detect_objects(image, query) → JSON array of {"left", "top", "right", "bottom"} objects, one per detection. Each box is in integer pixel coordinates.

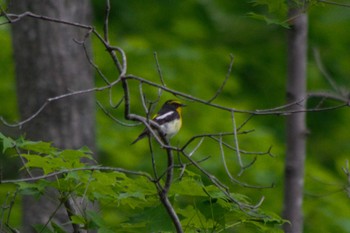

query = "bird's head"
[{"left": 163, "top": 99, "right": 186, "bottom": 114}]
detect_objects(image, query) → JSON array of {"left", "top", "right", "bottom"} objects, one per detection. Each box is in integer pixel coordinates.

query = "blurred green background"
[{"left": 1, "top": 0, "right": 350, "bottom": 232}]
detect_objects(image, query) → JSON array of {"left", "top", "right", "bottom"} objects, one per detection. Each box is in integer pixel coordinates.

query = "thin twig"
[
  {"left": 217, "top": 136, "right": 272, "bottom": 189},
  {"left": 219, "top": 135, "right": 236, "bottom": 182},
  {"left": 97, "top": 100, "right": 138, "bottom": 127},
  {"left": 236, "top": 114, "right": 254, "bottom": 132},
  {"left": 210, "top": 136, "right": 274, "bottom": 157},
  {"left": 139, "top": 82, "right": 149, "bottom": 114},
  {"left": 15, "top": 146, "right": 33, "bottom": 178},
  {"left": 317, "top": 0, "right": 350, "bottom": 7},
  {"left": 103, "top": 0, "right": 111, "bottom": 43},
  {"left": 231, "top": 111, "right": 243, "bottom": 175},
  {"left": 6, "top": 12, "right": 92, "bottom": 29},
  {"left": 207, "top": 54, "right": 234, "bottom": 103},
  {"left": 180, "top": 130, "right": 254, "bottom": 151},
  {"left": 154, "top": 52, "right": 166, "bottom": 87},
  {"left": 39, "top": 198, "right": 66, "bottom": 233},
  {"left": 1, "top": 82, "right": 121, "bottom": 128},
  {"left": 149, "top": 137, "right": 159, "bottom": 181},
  {"left": 125, "top": 74, "right": 349, "bottom": 115},
  {"left": 81, "top": 42, "right": 110, "bottom": 85},
  {"left": 313, "top": 48, "right": 342, "bottom": 94}
]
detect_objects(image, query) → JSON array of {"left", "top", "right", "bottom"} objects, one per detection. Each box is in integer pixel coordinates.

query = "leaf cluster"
[{"left": 0, "top": 133, "right": 284, "bottom": 232}]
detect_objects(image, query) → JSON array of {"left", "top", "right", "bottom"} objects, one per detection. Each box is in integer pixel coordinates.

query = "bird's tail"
[{"left": 131, "top": 131, "right": 148, "bottom": 145}]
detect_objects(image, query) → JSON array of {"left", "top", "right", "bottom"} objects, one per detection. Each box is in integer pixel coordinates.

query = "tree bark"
[
  {"left": 10, "top": 1, "right": 95, "bottom": 232},
  {"left": 283, "top": 5, "right": 308, "bottom": 233}
]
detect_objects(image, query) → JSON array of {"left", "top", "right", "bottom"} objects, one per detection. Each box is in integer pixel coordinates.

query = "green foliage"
[
  {"left": 0, "top": 134, "right": 284, "bottom": 232},
  {"left": 0, "top": 132, "right": 16, "bottom": 153},
  {"left": 248, "top": 0, "right": 289, "bottom": 28}
]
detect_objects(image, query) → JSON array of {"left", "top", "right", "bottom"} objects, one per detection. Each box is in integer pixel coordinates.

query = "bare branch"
[
  {"left": 6, "top": 12, "right": 92, "bottom": 29},
  {"left": 1, "top": 62, "right": 348, "bottom": 129},
  {"left": 1, "top": 166, "right": 154, "bottom": 184},
  {"left": 152, "top": 135, "right": 183, "bottom": 232},
  {"left": 1, "top": 82, "right": 120, "bottom": 128},
  {"left": 255, "top": 97, "right": 306, "bottom": 113},
  {"left": 125, "top": 74, "right": 349, "bottom": 116}
]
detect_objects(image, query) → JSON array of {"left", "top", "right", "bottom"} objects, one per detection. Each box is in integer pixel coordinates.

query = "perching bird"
[{"left": 131, "top": 100, "right": 185, "bottom": 144}]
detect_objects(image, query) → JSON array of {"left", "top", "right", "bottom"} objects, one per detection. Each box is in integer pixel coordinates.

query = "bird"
[{"left": 131, "top": 99, "right": 186, "bottom": 144}]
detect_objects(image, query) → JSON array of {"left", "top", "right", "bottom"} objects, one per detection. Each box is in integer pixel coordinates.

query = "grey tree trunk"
[
  {"left": 10, "top": 1, "right": 95, "bottom": 232},
  {"left": 283, "top": 5, "right": 308, "bottom": 233}
]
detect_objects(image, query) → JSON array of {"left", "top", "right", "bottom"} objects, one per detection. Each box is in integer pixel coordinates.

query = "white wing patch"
[{"left": 155, "top": 111, "right": 175, "bottom": 120}]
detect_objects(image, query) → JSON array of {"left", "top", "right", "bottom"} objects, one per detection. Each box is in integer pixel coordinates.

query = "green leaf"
[
  {"left": 177, "top": 205, "right": 216, "bottom": 230},
  {"left": 21, "top": 154, "right": 49, "bottom": 169},
  {"left": 17, "top": 181, "right": 48, "bottom": 197},
  {"left": 60, "top": 149, "right": 92, "bottom": 161},
  {"left": 71, "top": 215, "right": 86, "bottom": 225},
  {"left": 86, "top": 210, "right": 111, "bottom": 230},
  {"left": 170, "top": 176, "right": 205, "bottom": 197},
  {"left": 247, "top": 12, "right": 289, "bottom": 28},
  {"left": 0, "top": 132, "right": 16, "bottom": 153},
  {"left": 21, "top": 154, "right": 62, "bottom": 174},
  {"left": 122, "top": 204, "right": 173, "bottom": 232},
  {"left": 20, "top": 141, "right": 56, "bottom": 154},
  {"left": 78, "top": 146, "right": 93, "bottom": 154},
  {"left": 50, "top": 222, "right": 66, "bottom": 233}
]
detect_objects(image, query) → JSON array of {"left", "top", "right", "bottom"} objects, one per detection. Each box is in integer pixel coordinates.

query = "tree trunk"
[
  {"left": 10, "top": 1, "right": 95, "bottom": 232},
  {"left": 283, "top": 5, "right": 308, "bottom": 233}
]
